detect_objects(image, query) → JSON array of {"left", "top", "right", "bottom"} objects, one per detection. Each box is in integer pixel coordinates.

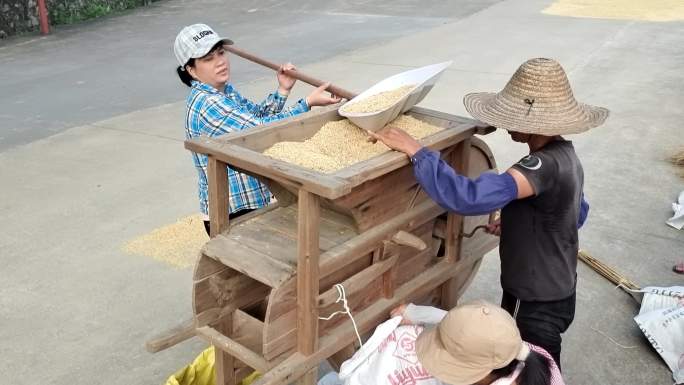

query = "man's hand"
[
  {"left": 277, "top": 63, "right": 297, "bottom": 95},
  {"left": 305, "top": 82, "right": 342, "bottom": 107},
  {"left": 485, "top": 219, "right": 501, "bottom": 236},
  {"left": 368, "top": 127, "right": 422, "bottom": 156}
]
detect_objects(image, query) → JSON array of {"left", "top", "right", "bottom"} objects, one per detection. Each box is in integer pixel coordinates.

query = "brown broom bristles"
[{"left": 578, "top": 250, "right": 640, "bottom": 291}]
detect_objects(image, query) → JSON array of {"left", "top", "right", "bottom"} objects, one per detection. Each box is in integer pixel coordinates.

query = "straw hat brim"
[
  {"left": 464, "top": 92, "right": 609, "bottom": 136},
  {"left": 415, "top": 326, "right": 492, "bottom": 385}
]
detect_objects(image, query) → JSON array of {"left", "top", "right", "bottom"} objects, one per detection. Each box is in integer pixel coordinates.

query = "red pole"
[{"left": 37, "top": 0, "right": 50, "bottom": 35}]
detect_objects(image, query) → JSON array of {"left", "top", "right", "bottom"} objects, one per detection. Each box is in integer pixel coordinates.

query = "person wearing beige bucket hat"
[
  {"left": 371, "top": 58, "right": 609, "bottom": 369},
  {"left": 385, "top": 301, "right": 564, "bottom": 385},
  {"left": 173, "top": 24, "right": 341, "bottom": 235}
]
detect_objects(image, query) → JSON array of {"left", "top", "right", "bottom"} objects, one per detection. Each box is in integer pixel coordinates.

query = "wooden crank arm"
[
  {"left": 390, "top": 230, "right": 427, "bottom": 250},
  {"left": 224, "top": 45, "right": 357, "bottom": 100},
  {"left": 196, "top": 325, "right": 272, "bottom": 373},
  {"left": 318, "top": 254, "right": 399, "bottom": 307}
]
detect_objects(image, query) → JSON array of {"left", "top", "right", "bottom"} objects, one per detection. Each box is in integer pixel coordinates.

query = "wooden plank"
[
  {"left": 194, "top": 254, "right": 230, "bottom": 281},
  {"left": 233, "top": 309, "right": 265, "bottom": 354},
  {"left": 441, "top": 138, "right": 471, "bottom": 309},
  {"left": 409, "top": 106, "right": 483, "bottom": 127},
  {"left": 250, "top": 205, "right": 354, "bottom": 253},
  {"left": 221, "top": 104, "right": 342, "bottom": 152},
  {"left": 197, "top": 325, "right": 271, "bottom": 373},
  {"left": 145, "top": 317, "right": 196, "bottom": 353},
  {"left": 214, "top": 316, "right": 236, "bottom": 385},
  {"left": 317, "top": 254, "right": 398, "bottom": 307},
  {"left": 193, "top": 270, "right": 271, "bottom": 316},
  {"left": 186, "top": 138, "right": 351, "bottom": 200},
  {"left": 203, "top": 235, "right": 295, "bottom": 288},
  {"left": 296, "top": 190, "right": 320, "bottom": 385},
  {"left": 207, "top": 156, "right": 230, "bottom": 237},
  {"left": 319, "top": 200, "right": 444, "bottom": 278}
]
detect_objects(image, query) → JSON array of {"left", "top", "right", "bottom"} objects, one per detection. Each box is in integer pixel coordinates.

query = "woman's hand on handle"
[
  {"left": 306, "top": 82, "right": 342, "bottom": 107},
  {"left": 277, "top": 62, "right": 297, "bottom": 95}
]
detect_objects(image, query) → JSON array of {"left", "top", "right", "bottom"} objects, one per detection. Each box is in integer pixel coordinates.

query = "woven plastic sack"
[
  {"left": 339, "top": 317, "right": 443, "bottom": 385},
  {"left": 165, "top": 346, "right": 216, "bottom": 385},
  {"left": 164, "top": 346, "right": 261, "bottom": 385},
  {"left": 633, "top": 286, "right": 684, "bottom": 384}
]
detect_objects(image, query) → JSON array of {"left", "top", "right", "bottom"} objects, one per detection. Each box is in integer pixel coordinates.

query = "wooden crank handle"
[
  {"left": 145, "top": 317, "right": 196, "bottom": 353},
  {"left": 460, "top": 225, "right": 487, "bottom": 239},
  {"left": 391, "top": 230, "right": 427, "bottom": 251},
  {"left": 223, "top": 45, "right": 358, "bottom": 100},
  {"left": 461, "top": 211, "right": 501, "bottom": 238}
]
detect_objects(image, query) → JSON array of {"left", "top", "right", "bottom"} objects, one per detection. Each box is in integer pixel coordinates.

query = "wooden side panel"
[
  {"left": 192, "top": 266, "right": 271, "bottom": 316},
  {"left": 261, "top": 221, "right": 436, "bottom": 360}
]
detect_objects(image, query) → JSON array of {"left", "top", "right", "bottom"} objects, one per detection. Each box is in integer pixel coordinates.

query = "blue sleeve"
[
  {"left": 411, "top": 147, "right": 518, "bottom": 215},
  {"left": 578, "top": 192, "right": 589, "bottom": 229},
  {"left": 200, "top": 97, "right": 309, "bottom": 137},
  {"left": 225, "top": 84, "right": 288, "bottom": 117}
]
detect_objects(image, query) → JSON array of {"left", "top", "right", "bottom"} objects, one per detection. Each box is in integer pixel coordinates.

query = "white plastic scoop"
[{"left": 338, "top": 61, "right": 452, "bottom": 132}]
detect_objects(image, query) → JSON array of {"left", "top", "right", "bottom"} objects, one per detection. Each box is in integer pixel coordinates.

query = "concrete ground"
[{"left": 1, "top": 1, "right": 682, "bottom": 384}]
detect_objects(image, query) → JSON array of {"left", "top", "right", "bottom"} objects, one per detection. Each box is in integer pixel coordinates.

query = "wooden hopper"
[{"left": 174, "top": 105, "right": 499, "bottom": 385}]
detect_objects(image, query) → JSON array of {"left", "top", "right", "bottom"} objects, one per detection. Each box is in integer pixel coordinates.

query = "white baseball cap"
[{"left": 174, "top": 23, "right": 233, "bottom": 67}]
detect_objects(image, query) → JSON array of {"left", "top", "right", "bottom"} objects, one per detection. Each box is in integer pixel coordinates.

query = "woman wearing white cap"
[
  {"left": 371, "top": 58, "right": 609, "bottom": 368},
  {"left": 392, "top": 301, "right": 564, "bottom": 385},
  {"left": 174, "top": 24, "right": 340, "bottom": 234}
]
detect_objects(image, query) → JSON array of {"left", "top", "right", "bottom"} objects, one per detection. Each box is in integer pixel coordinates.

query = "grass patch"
[{"left": 50, "top": 1, "right": 152, "bottom": 26}]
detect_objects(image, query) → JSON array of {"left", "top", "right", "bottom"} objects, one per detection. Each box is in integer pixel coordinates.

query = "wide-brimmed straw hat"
[
  {"left": 464, "top": 58, "right": 609, "bottom": 136},
  {"left": 415, "top": 301, "right": 528, "bottom": 385}
]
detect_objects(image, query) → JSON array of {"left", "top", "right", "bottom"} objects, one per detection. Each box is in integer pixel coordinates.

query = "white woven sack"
[
  {"left": 339, "top": 317, "right": 443, "bottom": 385},
  {"left": 633, "top": 286, "right": 684, "bottom": 384}
]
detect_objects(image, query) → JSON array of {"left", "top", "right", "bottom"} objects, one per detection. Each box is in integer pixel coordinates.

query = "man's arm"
[{"left": 411, "top": 148, "right": 520, "bottom": 215}]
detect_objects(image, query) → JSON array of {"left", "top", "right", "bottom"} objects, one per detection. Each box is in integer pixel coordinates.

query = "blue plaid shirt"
[{"left": 185, "top": 81, "right": 310, "bottom": 215}]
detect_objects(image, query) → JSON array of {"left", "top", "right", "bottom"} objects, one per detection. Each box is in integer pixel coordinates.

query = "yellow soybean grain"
[
  {"left": 263, "top": 115, "right": 442, "bottom": 173},
  {"left": 340, "top": 85, "right": 416, "bottom": 114}
]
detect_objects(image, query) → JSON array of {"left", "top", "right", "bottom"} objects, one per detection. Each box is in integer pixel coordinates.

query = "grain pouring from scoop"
[{"left": 340, "top": 85, "right": 416, "bottom": 114}]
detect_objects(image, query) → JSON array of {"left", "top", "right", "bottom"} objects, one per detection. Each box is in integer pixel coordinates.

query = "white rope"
[{"left": 318, "top": 284, "right": 363, "bottom": 347}]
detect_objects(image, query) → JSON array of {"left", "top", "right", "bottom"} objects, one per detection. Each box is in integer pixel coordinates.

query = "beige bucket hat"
[
  {"left": 415, "top": 301, "right": 527, "bottom": 385},
  {"left": 464, "top": 58, "right": 609, "bottom": 136}
]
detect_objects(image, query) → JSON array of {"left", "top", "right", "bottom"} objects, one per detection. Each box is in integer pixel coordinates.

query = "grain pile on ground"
[
  {"left": 123, "top": 214, "right": 208, "bottom": 268},
  {"left": 263, "top": 114, "right": 443, "bottom": 173},
  {"left": 340, "top": 85, "right": 416, "bottom": 114}
]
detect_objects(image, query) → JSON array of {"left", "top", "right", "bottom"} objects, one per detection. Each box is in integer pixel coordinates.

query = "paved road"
[{"left": 1, "top": 1, "right": 683, "bottom": 385}]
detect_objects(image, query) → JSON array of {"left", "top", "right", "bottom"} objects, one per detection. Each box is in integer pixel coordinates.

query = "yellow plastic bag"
[{"left": 164, "top": 346, "right": 261, "bottom": 385}]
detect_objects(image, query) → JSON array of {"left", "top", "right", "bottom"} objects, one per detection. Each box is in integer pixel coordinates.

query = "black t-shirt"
[{"left": 500, "top": 140, "right": 583, "bottom": 301}]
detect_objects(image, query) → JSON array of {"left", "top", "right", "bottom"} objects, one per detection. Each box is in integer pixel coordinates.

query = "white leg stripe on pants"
[{"left": 513, "top": 298, "right": 521, "bottom": 319}]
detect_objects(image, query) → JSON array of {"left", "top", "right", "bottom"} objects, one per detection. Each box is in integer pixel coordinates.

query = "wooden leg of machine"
[
  {"left": 214, "top": 315, "right": 236, "bottom": 385},
  {"left": 208, "top": 156, "right": 230, "bottom": 237},
  {"left": 297, "top": 190, "right": 320, "bottom": 385},
  {"left": 440, "top": 138, "right": 471, "bottom": 310}
]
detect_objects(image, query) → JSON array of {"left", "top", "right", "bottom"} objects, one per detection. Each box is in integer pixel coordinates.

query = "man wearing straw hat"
[{"left": 371, "top": 58, "right": 608, "bottom": 368}]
